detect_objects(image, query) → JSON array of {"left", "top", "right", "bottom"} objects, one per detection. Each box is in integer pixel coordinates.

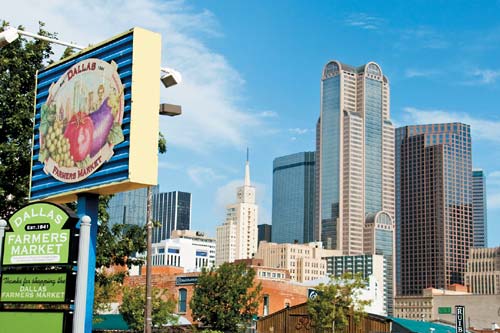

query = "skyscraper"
[
  {"left": 272, "top": 152, "right": 315, "bottom": 244},
  {"left": 316, "top": 60, "right": 394, "bottom": 254},
  {"left": 472, "top": 169, "right": 488, "bottom": 247},
  {"left": 258, "top": 224, "right": 272, "bottom": 243},
  {"left": 396, "top": 123, "right": 473, "bottom": 295},
  {"left": 152, "top": 191, "right": 192, "bottom": 243},
  {"left": 216, "top": 156, "right": 258, "bottom": 266},
  {"left": 107, "top": 186, "right": 154, "bottom": 227}
]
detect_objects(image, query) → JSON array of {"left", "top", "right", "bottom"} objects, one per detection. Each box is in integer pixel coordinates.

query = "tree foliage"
[
  {"left": 190, "top": 262, "right": 261, "bottom": 332},
  {"left": 0, "top": 21, "right": 55, "bottom": 218},
  {"left": 119, "top": 285, "right": 177, "bottom": 331},
  {"left": 307, "top": 272, "right": 371, "bottom": 332}
]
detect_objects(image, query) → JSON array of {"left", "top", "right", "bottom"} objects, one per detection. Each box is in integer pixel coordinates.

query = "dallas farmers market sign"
[
  {"left": 38, "top": 58, "right": 124, "bottom": 183},
  {"left": 2, "top": 202, "right": 78, "bottom": 266}
]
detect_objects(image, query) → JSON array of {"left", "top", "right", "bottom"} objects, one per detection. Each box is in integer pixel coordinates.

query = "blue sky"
[{"left": 4, "top": 0, "right": 500, "bottom": 246}]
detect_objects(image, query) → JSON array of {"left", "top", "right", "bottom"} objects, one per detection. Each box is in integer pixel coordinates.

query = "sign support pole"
[
  {"left": 0, "top": 219, "right": 6, "bottom": 270},
  {"left": 73, "top": 215, "right": 91, "bottom": 333},
  {"left": 76, "top": 194, "right": 99, "bottom": 333}
]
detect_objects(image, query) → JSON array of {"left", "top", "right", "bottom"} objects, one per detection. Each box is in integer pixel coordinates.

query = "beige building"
[
  {"left": 394, "top": 287, "right": 500, "bottom": 330},
  {"left": 216, "top": 158, "right": 258, "bottom": 266},
  {"left": 465, "top": 246, "right": 500, "bottom": 294},
  {"left": 255, "top": 241, "right": 341, "bottom": 282}
]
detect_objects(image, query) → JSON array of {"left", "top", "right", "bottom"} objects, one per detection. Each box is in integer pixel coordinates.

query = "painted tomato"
[{"left": 64, "top": 112, "right": 94, "bottom": 162}]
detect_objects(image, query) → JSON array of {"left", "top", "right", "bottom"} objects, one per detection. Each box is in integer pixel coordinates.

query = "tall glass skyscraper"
[
  {"left": 272, "top": 152, "right": 315, "bottom": 244},
  {"left": 316, "top": 61, "right": 394, "bottom": 253},
  {"left": 472, "top": 169, "right": 487, "bottom": 247},
  {"left": 152, "top": 191, "right": 192, "bottom": 243},
  {"left": 396, "top": 123, "right": 473, "bottom": 295},
  {"left": 107, "top": 186, "right": 157, "bottom": 227}
]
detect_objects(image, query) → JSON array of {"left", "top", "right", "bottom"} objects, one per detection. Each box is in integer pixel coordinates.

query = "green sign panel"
[
  {"left": 438, "top": 306, "right": 452, "bottom": 314},
  {"left": 1, "top": 273, "right": 67, "bottom": 303},
  {"left": 2, "top": 202, "right": 78, "bottom": 265},
  {"left": 0, "top": 312, "right": 66, "bottom": 333}
]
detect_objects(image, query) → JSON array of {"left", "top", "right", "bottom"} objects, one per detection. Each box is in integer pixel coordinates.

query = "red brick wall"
[{"left": 123, "top": 271, "right": 309, "bottom": 323}]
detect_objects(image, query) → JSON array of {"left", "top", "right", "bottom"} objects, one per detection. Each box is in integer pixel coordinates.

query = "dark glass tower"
[
  {"left": 152, "top": 191, "right": 192, "bottom": 243},
  {"left": 272, "top": 152, "right": 315, "bottom": 243},
  {"left": 396, "top": 123, "right": 473, "bottom": 295},
  {"left": 472, "top": 169, "right": 487, "bottom": 247}
]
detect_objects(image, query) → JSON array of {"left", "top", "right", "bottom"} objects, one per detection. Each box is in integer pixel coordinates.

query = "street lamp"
[
  {"left": 0, "top": 26, "right": 84, "bottom": 49},
  {"left": 145, "top": 76, "right": 182, "bottom": 333}
]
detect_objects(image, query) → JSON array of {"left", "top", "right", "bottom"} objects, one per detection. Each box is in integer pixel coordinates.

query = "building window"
[
  {"left": 263, "top": 295, "right": 269, "bottom": 316},
  {"left": 178, "top": 288, "right": 187, "bottom": 313}
]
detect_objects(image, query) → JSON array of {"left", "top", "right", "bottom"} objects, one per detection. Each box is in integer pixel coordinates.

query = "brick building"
[{"left": 124, "top": 263, "right": 308, "bottom": 323}]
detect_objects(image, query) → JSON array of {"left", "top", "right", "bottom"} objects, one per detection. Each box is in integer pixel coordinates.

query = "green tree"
[
  {"left": 307, "top": 272, "right": 371, "bottom": 332},
  {"left": 190, "top": 262, "right": 262, "bottom": 332},
  {"left": 0, "top": 21, "right": 55, "bottom": 218},
  {"left": 119, "top": 285, "right": 177, "bottom": 331}
]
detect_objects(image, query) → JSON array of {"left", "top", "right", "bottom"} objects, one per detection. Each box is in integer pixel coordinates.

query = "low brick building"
[{"left": 123, "top": 262, "right": 309, "bottom": 323}]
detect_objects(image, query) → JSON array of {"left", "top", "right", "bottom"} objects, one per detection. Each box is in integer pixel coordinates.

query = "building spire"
[{"left": 244, "top": 147, "right": 250, "bottom": 186}]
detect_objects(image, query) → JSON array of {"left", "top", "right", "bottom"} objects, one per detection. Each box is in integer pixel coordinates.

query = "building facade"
[
  {"left": 152, "top": 191, "right": 192, "bottom": 243},
  {"left": 394, "top": 287, "right": 500, "bottom": 330},
  {"left": 216, "top": 158, "right": 258, "bottom": 266},
  {"left": 465, "top": 247, "right": 500, "bottom": 295},
  {"left": 272, "top": 152, "right": 315, "bottom": 244},
  {"left": 107, "top": 186, "right": 153, "bottom": 227},
  {"left": 472, "top": 169, "right": 488, "bottom": 248},
  {"left": 258, "top": 224, "right": 272, "bottom": 244},
  {"left": 325, "top": 254, "right": 387, "bottom": 315},
  {"left": 316, "top": 60, "right": 394, "bottom": 253},
  {"left": 255, "top": 241, "right": 341, "bottom": 282},
  {"left": 151, "top": 230, "right": 216, "bottom": 272},
  {"left": 396, "top": 123, "right": 473, "bottom": 295}
]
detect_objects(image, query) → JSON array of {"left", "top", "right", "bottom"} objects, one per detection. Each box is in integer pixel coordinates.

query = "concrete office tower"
[
  {"left": 465, "top": 246, "right": 500, "bottom": 294},
  {"left": 396, "top": 123, "right": 473, "bottom": 296},
  {"left": 255, "top": 241, "right": 341, "bottom": 282},
  {"left": 107, "top": 186, "right": 157, "bottom": 227},
  {"left": 152, "top": 191, "right": 192, "bottom": 243},
  {"left": 216, "top": 156, "right": 258, "bottom": 266},
  {"left": 316, "top": 61, "right": 394, "bottom": 253},
  {"left": 472, "top": 169, "right": 488, "bottom": 247},
  {"left": 272, "top": 152, "right": 315, "bottom": 244}
]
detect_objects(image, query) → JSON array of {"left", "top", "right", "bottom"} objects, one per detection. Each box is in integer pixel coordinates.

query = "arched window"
[{"left": 178, "top": 288, "right": 187, "bottom": 313}]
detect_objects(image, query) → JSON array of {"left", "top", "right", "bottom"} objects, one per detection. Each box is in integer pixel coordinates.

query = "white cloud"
[
  {"left": 344, "top": 13, "right": 384, "bottom": 31},
  {"left": 468, "top": 69, "right": 500, "bottom": 85},
  {"left": 187, "top": 166, "right": 223, "bottom": 186},
  {"left": 402, "top": 107, "right": 500, "bottom": 142},
  {"left": 399, "top": 27, "right": 449, "bottom": 49},
  {"left": 288, "top": 128, "right": 309, "bottom": 135},
  {"left": 404, "top": 69, "right": 439, "bottom": 78},
  {"left": 258, "top": 110, "right": 279, "bottom": 118},
  {"left": 4, "top": 0, "right": 265, "bottom": 153}
]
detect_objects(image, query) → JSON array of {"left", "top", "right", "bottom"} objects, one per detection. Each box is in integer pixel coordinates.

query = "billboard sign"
[
  {"left": 0, "top": 272, "right": 74, "bottom": 303},
  {"left": 175, "top": 276, "right": 199, "bottom": 286},
  {"left": 0, "top": 311, "right": 71, "bottom": 333},
  {"left": 30, "top": 27, "right": 162, "bottom": 203},
  {"left": 2, "top": 202, "right": 79, "bottom": 266},
  {"left": 38, "top": 58, "right": 124, "bottom": 183},
  {"left": 455, "top": 305, "right": 465, "bottom": 333}
]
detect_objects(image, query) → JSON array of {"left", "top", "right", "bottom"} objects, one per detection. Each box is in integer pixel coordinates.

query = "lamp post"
[
  {"left": 0, "top": 26, "right": 84, "bottom": 49},
  {"left": 145, "top": 84, "right": 182, "bottom": 333}
]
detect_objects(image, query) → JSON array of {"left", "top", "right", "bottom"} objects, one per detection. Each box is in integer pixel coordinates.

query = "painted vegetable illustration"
[
  {"left": 64, "top": 112, "right": 94, "bottom": 162},
  {"left": 89, "top": 97, "right": 114, "bottom": 157}
]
